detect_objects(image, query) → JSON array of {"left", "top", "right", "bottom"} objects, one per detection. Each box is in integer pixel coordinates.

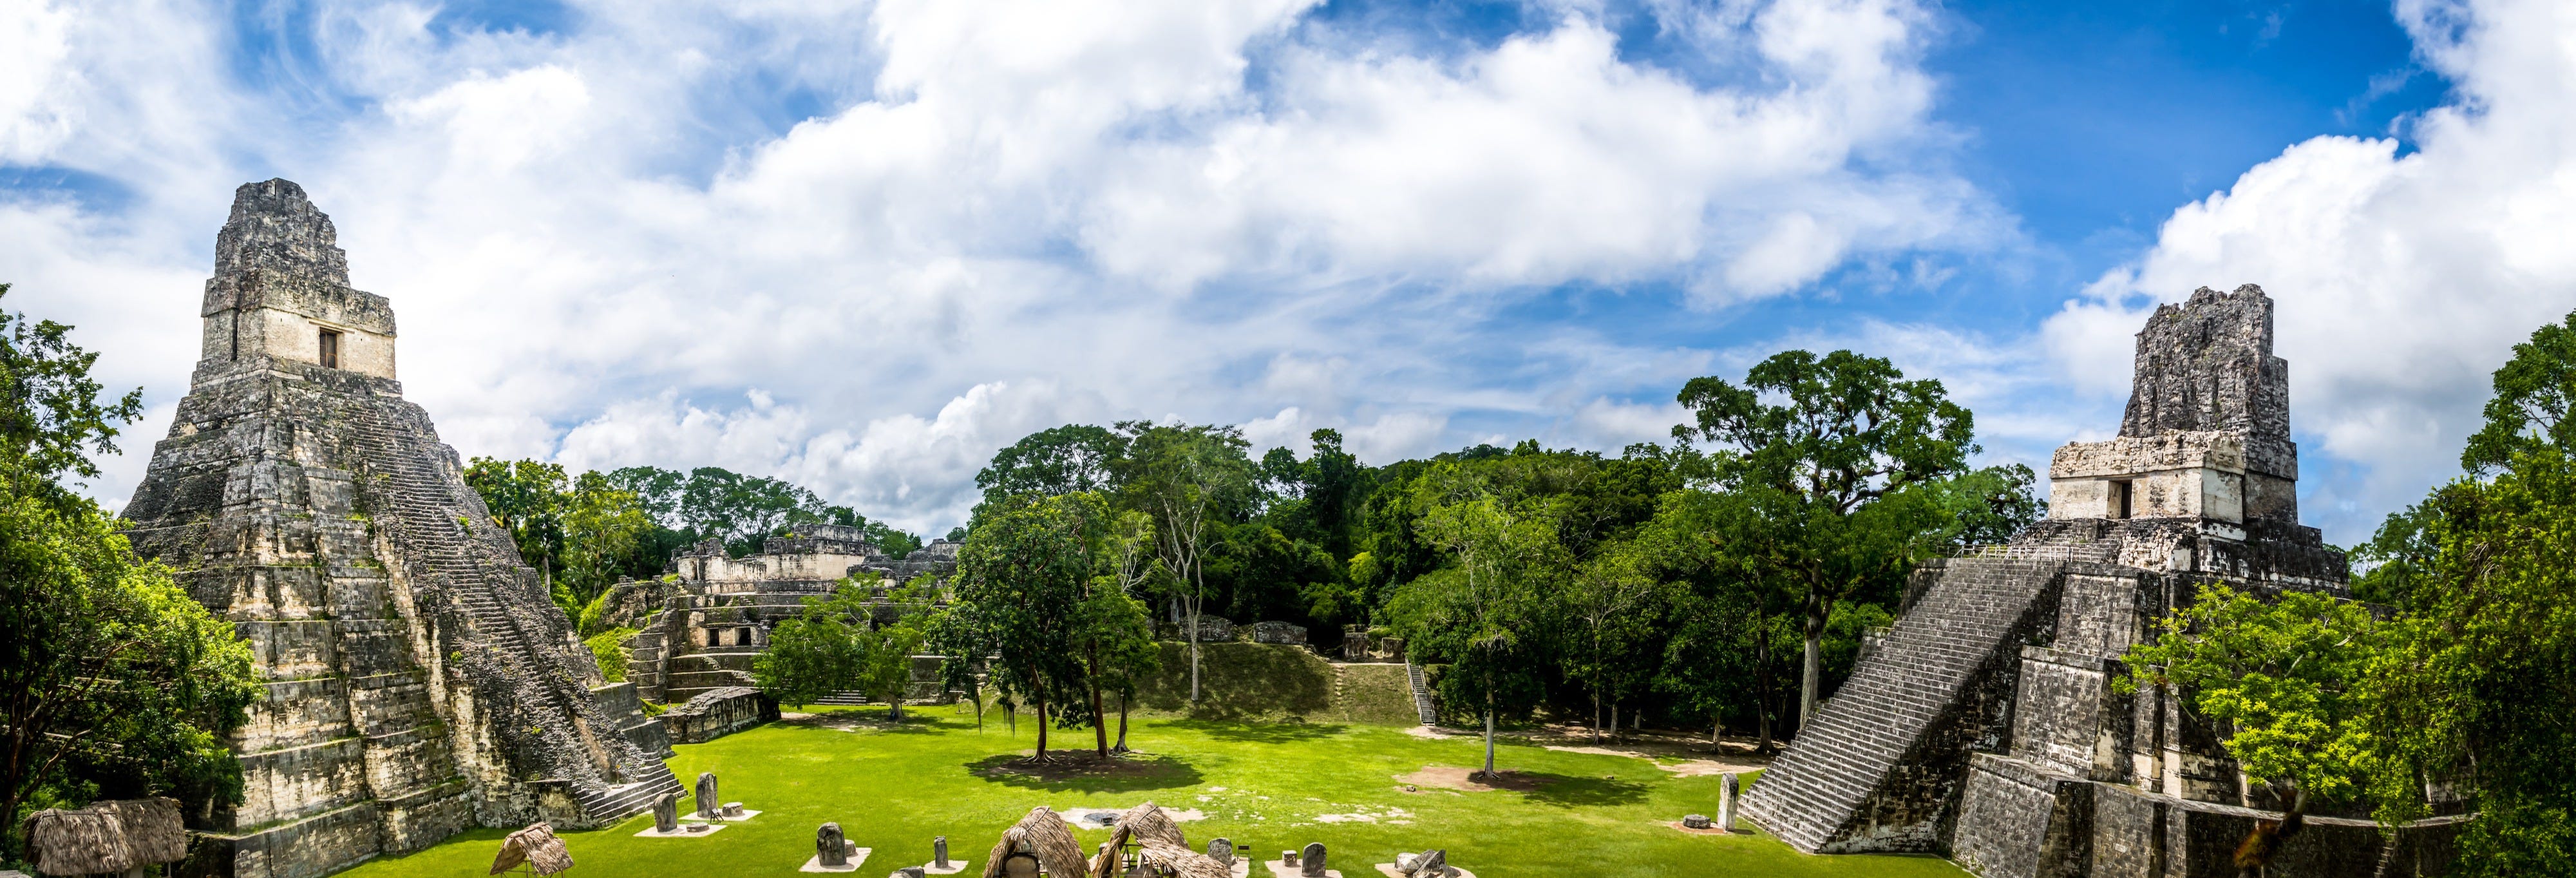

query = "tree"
[
  {"left": 853, "top": 577, "right": 938, "bottom": 722},
  {"left": 2461, "top": 309, "right": 2576, "bottom": 474},
  {"left": 560, "top": 472, "right": 652, "bottom": 607},
  {"left": 464, "top": 458, "right": 571, "bottom": 606},
  {"left": 1674, "top": 349, "right": 1975, "bottom": 729},
  {"left": 1116, "top": 422, "right": 1253, "bottom": 703},
  {"left": 949, "top": 493, "right": 1102, "bottom": 762},
  {"left": 1567, "top": 540, "right": 1662, "bottom": 742},
  {"left": 753, "top": 584, "right": 870, "bottom": 709},
  {"left": 1095, "top": 510, "right": 1162, "bottom": 753},
  {"left": 976, "top": 425, "right": 1125, "bottom": 506},
  {"left": 2121, "top": 587, "right": 2383, "bottom": 818},
  {"left": 0, "top": 285, "right": 259, "bottom": 855},
  {"left": 1390, "top": 463, "right": 1561, "bottom": 780},
  {"left": 2354, "top": 451, "right": 2576, "bottom": 873}
]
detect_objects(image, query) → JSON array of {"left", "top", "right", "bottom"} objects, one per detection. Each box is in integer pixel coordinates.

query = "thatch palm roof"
[
  {"left": 985, "top": 807, "right": 1086, "bottom": 878},
  {"left": 1089, "top": 802, "right": 1193, "bottom": 878},
  {"left": 1130, "top": 839, "right": 1231, "bottom": 878},
  {"left": 22, "top": 797, "right": 186, "bottom": 876},
  {"left": 489, "top": 822, "right": 574, "bottom": 875}
]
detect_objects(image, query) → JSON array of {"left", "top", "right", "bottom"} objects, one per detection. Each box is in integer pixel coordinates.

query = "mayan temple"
[
  {"left": 1738, "top": 285, "right": 2461, "bottom": 876},
  {"left": 120, "top": 180, "right": 679, "bottom": 878}
]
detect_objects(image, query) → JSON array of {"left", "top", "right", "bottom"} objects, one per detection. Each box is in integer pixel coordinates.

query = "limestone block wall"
[{"left": 661, "top": 687, "right": 779, "bottom": 744}]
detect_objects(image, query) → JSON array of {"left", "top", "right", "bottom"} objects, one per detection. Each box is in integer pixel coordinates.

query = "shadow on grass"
[
  {"left": 772, "top": 711, "right": 980, "bottom": 735},
  {"left": 1160, "top": 718, "right": 1347, "bottom": 744},
  {"left": 1519, "top": 772, "right": 1653, "bottom": 808},
  {"left": 965, "top": 752, "right": 1205, "bottom": 794}
]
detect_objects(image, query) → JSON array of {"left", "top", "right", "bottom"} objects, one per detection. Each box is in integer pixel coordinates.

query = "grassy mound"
[{"left": 1133, "top": 643, "right": 1417, "bottom": 725}]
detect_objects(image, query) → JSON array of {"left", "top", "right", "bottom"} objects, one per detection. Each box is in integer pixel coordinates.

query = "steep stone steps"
[
  {"left": 1738, "top": 557, "right": 2066, "bottom": 853},
  {"left": 1405, "top": 663, "right": 1437, "bottom": 725},
  {"left": 341, "top": 401, "right": 677, "bottom": 827}
]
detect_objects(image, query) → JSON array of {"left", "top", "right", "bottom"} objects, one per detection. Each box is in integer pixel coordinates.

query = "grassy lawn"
[{"left": 340, "top": 709, "right": 1962, "bottom": 878}]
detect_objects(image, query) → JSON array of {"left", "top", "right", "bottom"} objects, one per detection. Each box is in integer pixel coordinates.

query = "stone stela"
[
  {"left": 118, "top": 180, "right": 681, "bottom": 878},
  {"left": 1735, "top": 285, "right": 2456, "bottom": 876}
]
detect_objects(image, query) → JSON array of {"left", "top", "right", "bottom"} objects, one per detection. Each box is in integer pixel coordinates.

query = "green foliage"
[
  {"left": 2356, "top": 450, "right": 2576, "bottom": 871},
  {"left": 2121, "top": 586, "right": 2384, "bottom": 806},
  {"left": 1672, "top": 348, "right": 1976, "bottom": 727},
  {"left": 855, "top": 578, "right": 938, "bottom": 721},
  {"left": 585, "top": 627, "right": 639, "bottom": 683},
  {"left": 2463, "top": 309, "right": 2576, "bottom": 473},
  {"left": 0, "top": 285, "right": 256, "bottom": 859},
  {"left": 603, "top": 465, "right": 921, "bottom": 558},
  {"left": 753, "top": 585, "right": 872, "bottom": 709},
  {"left": 948, "top": 492, "right": 1110, "bottom": 754}
]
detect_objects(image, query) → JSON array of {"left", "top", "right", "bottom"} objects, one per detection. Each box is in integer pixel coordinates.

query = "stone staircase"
[
  {"left": 1405, "top": 663, "right": 1437, "bottom": 726},
  {"left": 1739, "top": 557, "right": 2067, "bottom": 854},
  {"left": 343, "top": 399, "right": 681, "bottom": 826}
]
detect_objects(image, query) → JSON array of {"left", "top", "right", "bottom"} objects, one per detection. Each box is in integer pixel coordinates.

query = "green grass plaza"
[{"left": 340, "top": 707, "right": 1964, "bottom": 878}]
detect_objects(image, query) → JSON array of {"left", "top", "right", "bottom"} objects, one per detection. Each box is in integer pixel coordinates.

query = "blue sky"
[{"left": 6, "top": 0, "right": 2571, "bottom": 543}]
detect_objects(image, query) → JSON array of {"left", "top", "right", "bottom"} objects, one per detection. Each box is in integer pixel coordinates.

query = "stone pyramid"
[
  {"left": 121, "top": 180, "right": 678, "bottom": 878},
  {"left": 1738, "top": 287, "right": 2461, "bottom": 875}
]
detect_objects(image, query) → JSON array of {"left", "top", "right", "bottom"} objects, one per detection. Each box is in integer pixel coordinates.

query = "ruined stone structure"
[
  {"left": 1738, "top": 285, "right": 2461, "bottom": 876},
  {"left": 608, "top": 526, "right": 961, "bottom": 703},
  {"left": 120, "top": 180, "right": 679, "bottom": 878}
]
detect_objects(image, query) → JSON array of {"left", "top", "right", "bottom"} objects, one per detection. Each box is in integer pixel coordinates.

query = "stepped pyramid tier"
[
  {"left": 1739, "top": 286, "right": 2463, "bottom": 875},
  {"left": 121, "top": 180, "right": 679, "bottom": 878},
  {"left": 597, "top": 526, "right": 961, "bottom": 706}
]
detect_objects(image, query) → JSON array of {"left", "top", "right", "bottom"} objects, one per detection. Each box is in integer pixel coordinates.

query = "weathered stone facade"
[
  {"left": 120, "top": 180, "right": 680, "bottom": 878},
  {"left": 611, "top": 526, "right": 961, "bottom": 704},
  {"left": 1739, "top": 285, "right": 2459, "bottom": 875}
]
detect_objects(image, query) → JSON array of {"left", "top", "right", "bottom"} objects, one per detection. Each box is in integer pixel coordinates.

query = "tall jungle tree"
[
  {"left": 0, "top": 285, "right": 259, "bottom": 857},
  {"left": 1674, "top": 349, "right": 1975, "bottom": 729}
]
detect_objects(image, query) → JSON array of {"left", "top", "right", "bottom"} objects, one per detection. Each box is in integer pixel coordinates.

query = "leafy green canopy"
[
  {"left": 1671, "top": 348, "right": 1994, "bottom": 728},
  {"left": 2120, "top": 587, "right": 2384, "bottom": 807},
  {"left": 0, "top": 285, "right": 258, "bottom": 860}
]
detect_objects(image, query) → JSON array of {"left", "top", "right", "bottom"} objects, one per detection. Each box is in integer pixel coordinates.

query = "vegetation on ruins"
[
  {"left": 2103, "top": 309, "right": 2576, "bottom": 873},
  {"left": 753, "top": 573, "right": 940, "bottom": 720},
  {"left": 0, "top": 286, "right": 258, "bottom": 862},
  {"left": 465, "top": 461, "right": 929, "bottom": 622},
  {"left": 2118, "top": 587, "right": 2385, "bottom": 821}
]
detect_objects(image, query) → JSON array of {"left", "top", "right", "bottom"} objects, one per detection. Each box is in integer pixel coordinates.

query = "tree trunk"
[
  {"left": 1114, "top": 695, "right": 1131, "bottom": 753},
  {"left": 1710, "top": 717, "right": 1722, "bottom": 745},
  {"left": 1609, "top": 702, "right": 1620, "bottom": 743},
  {"left": 1754, "top": 613, "right": 1776, "bottom": 754},
  {"left": 1034, "top": 695, "right": 1050, "bottom": 761},
  {"left": 1592, "top": 691, "right": 1602, "bottom": 744},
  {"left": 1482, "top": 705, "right": 1497, "bottom": 778},
  {"left": 1799, "top": 588, "right": 1824, "bottom": 734},
  {"left": 1089, "top": 678, "right": 1110, "bottom": 758},
  {"left": 1188, "top": 591, "right": 1203, "bottom": 703}
]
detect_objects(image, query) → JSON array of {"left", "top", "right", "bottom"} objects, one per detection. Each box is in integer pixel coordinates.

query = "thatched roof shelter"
[
  {"left": 22, "top": 797, "right": 186, "bottom": 876},
  {"left": 488, "top": 822, "right": 574, "bottom": 875},
  {"left": 1088, "top": 802, "right": 1192, "bottom": 878},
  {"left": 1128, "top": 839, "right": 1232, "bottom": 878},
  {"left": 985, "top": 807, "right": 1087, "bottom": 878}
]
